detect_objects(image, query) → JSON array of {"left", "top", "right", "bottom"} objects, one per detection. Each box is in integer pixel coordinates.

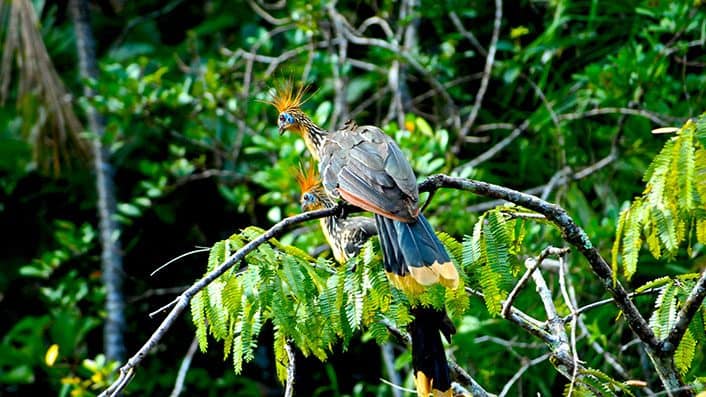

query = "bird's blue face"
[
  {"left": 278, "top": 112, "right": 296, "bottom": 134},
  {"left": 300, "top": 191, "right": 319, "bottom": 211}
]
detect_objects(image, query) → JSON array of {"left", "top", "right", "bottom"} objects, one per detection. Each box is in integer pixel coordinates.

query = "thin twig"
[
  {"left": 151, "top": 248, "right": 211, "bottom": 276},
  {"left": 169, "top": 336, "right": 199, "bottom": 397},
  {"left": 128, "top": 286, "right": 189, "bottom": 303},
  {"left": 557, "top": 107, "right": 678, "bottom": 126},
  {"left": 247, "top": 0, "right": 290, "bottom": 25},
  {"left": 502, "top": 260, "right": 540, "bottom": 319},
  {"left": 557, "top": 253, "right": 579, "bottom": 396},
  {"left": 563, "top": 288, "right": 659, "bottom": 322},
  {"left": 465, "top": 152, "right": 616, "bottom": 213},
  {"left": 449, "top": 11, "right": 487, "bottom": 57},
  {"left": 502, "top": 247, "right": 569, "bottom": 318},
  {"left": 453, "top": 0, "right": 502, "bottom": 154},
  {"left": 381, "top": 343, "right": 402, "bottom": 397},
  {"left": 379, "top": 378, "right": 417, "bottom": 394},
  {"left": 498, "top": 353, "right": 551, "bottom": 397},
  {"left": 284, "top": 341, "right": 296, "bottom": 397},
  {"left": 454, "top": 119, "right": 528, "bottom": 174},
  {"left": 473, "top": 335, "right": 542, "bottom": 350}
]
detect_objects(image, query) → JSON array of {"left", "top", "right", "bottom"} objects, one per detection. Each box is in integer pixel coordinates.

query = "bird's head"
[
  {"left": 277, "top": 109, "right": 307, "bottom": 135},
  {"left": 300, "top": 190, "right": 323, "bottom": 212},
  {"left": 267, "top": 81, "right": 311, "bottom": 135},
  {"left": 296, "top": 162, "right": 325, "bottom": 211}
]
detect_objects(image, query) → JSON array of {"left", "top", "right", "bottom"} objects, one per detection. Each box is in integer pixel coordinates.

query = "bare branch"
[
  {"left": 453, "top": 0, "right": 502, "bottom": 154},
  {"left": 284, "top": 341, "right": 296, "bottom": 397},
  {"left": 557, "top": 107, "right": 678, "bottom": 126},
  {"left": 563, "top": 288, "right": 659, "bottom": 322},
  {"left": 419, "top": 174, "right": 696, "bottom": 394},
  {"left": 327, "top": 7, "right": 458, "bottom": 115},
  {"left": 454, "top": 119, "right": 528, "bottom": 174},
  {"left": 98, "top": 206, "right": 340, "bottom": 397},
  {"left": 557, "top": 253, "right": 579, "bottom": 396},
  {"left": 502, "top": 247, "right": 569, "bottom": 319},
  {"left": 498, "top": 353, "right": 551, "bottom": 397},
  {"left": 169, "top": 336, "right": 199, "bottom": 397},
  {"left": 448, "top": 358, "right": 498, "bottom": 397},
  {"left": 247, "top": 0, "right": 290, "bottom": 25},
  {"left": 449, "top": 11, "right": 487, "bottom": 57},
  {"left": 151, "top": 248, "right": 211, "bottom": 276}
]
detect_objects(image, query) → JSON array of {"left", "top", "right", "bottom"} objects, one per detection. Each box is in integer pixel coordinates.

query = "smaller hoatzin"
[
  {"left": 296, "top": 162, "right": 376, "bottom": 264},
  {"left": 271, "top": 84, "right": 458, "bottom": 396}
]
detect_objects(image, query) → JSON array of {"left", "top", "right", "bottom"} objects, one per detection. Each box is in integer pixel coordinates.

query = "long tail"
[
  {"left": 410, "top": 307, "right": 455, "bottom": 397},
  {"left": 375, "top": 214, "right": 459, "bottom": 294}
]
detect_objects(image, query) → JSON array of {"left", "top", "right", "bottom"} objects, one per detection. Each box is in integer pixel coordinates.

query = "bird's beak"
[{"left": 278, "top": 121, "right": 286, "bottom": 135}]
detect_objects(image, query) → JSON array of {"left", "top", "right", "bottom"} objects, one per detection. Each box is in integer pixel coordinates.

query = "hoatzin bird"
[
  {"left": 271, "top": 84, "right": 459, "bottom": 397},
  {"left": 296, "top": 162, "right": 376, "bottom": 264}
]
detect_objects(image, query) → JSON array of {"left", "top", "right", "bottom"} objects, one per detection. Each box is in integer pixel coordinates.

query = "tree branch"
[
  {"left": 661, "top": 269, "right": 706, "bottom": 355},
  {"left": 419, "top": 174, "right": 659, "bottom": 348},
  {"left": 98, "top": 206, "right": 339, "bottom": 397}
]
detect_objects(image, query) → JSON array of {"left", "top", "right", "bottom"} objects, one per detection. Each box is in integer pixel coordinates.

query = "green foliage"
[
  {"left": 191, "top": 228, "right": 476, "bottom": 382},
  {"left": 639, "top": 273, "right": 705, "bottom": 376},
  {"left": 192, "top": 233, "right": 384, "bottom": 381},
  {"left": 568, "top": 368, "right": 636, "bottom": 397},
  {"left": 463, "top": 210, "right": 519, "bottom": 315},
  {"left": 613, "top": 116, "right": 706, "bottom": 280}
]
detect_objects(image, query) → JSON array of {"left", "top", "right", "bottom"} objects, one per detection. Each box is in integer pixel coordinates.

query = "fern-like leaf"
[
  {"left": 621, "top": 203, "right": 643, "bottom": 280},
  {"left": 635, "top": 276, "right": 672, "bottom": 293},
  {"left": 674, "top": 328, "right": 697, "bottom": 376},
  {"left": 273, "top": 328, "right": 288, "bottom": 384},
  {"left": 649, "top": 282, "right": 678, "bottom": 339},
  {"left": 190, "top": 291, "right": 208, "bottom": 352},
  {"left": 612, "top": 207, "right": 629, "bottom": 281}
]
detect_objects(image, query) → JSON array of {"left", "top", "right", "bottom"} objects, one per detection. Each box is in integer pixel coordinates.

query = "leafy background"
[{"left": 1, "top": 0, "right": 705, "bottom": 396}]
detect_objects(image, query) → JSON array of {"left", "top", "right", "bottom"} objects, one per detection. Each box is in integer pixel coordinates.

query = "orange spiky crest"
[
  {"left": 268, "top": 80, "right": 311, "bottom": 114},
  {"left": 295, "top": 162, "right": 321, "bottom": 194}
]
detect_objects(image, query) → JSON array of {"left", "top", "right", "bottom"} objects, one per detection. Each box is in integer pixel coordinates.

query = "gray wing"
[{"left": 320, "top": 121, "right": 419, "bottom": 221}]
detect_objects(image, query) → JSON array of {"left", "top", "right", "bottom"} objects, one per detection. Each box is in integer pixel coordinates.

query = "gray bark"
[{"left": 69, "top": 0, "right": 126, "bottom": 362}]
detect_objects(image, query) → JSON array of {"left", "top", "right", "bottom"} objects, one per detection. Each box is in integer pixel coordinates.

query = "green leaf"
[
  {"left": 190, "top": 291, "right": 208, "bottom": 352},
  {"left": 273, "top": 329, "right": 289, "bottom": 384},
  {"left": 674, "top": 328, "right": 697, "bottom": 375}
]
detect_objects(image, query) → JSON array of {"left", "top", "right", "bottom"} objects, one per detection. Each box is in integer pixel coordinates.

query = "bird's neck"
[{"left": 299, "top": 117, "right": 328, "bottom": 161}]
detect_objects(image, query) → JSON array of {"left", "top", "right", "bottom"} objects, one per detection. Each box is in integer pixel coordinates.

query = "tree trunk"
[{"left": 69, "top": 0, "right": 125, "bottom": 363}]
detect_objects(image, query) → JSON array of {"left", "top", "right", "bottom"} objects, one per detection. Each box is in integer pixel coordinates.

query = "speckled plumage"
[{"left": 301, "top": 183, "right": 376, "bottom": 264}]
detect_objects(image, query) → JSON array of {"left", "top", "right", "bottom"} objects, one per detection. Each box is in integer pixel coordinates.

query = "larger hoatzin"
[{"left": 271, "top": 85, "right": 459, "bottom": 397}]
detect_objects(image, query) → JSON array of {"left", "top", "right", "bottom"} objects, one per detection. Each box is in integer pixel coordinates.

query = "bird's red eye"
[{"left": 279, "top": 115, "right": 285, "bottom": 121}]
